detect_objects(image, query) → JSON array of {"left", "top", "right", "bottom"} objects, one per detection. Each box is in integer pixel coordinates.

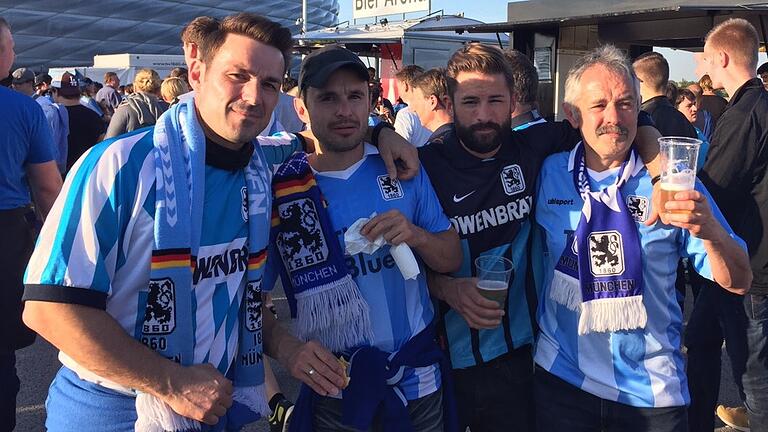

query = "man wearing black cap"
[
  {"left": 273, "top": 45, "right": 461, "bottom": 432},
  {"left": 10, "top": 67, "right": 34, "bottom": 96},
  {"left": 53, "top": 72, "right": 105, "bottom": 172},
  {"left": 34, "top": 73, "right": 53, "bottom": 100}
]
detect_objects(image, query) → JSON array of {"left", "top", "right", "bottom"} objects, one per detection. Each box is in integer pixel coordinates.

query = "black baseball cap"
[{"left": 298, "top": 45, "right": 369, "bottom": 92}]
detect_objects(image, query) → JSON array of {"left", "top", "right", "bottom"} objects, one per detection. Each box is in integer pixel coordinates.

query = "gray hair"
[{"left": 563, "top": 45, "right": 640, "bottom": 109}]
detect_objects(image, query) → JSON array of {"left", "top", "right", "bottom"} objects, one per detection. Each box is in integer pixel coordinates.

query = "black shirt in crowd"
[
  {"left": 640, "top": 95, "right": 698, "bottom": 139},
  {"left": 65, "top": 104, "right": 105, "bottom": 171},
  {"left": 699, "top": 94, "right": 729, "bottom": 127},
  {"left": 699, "top": 78, "right": 768, "bottom": 295}
]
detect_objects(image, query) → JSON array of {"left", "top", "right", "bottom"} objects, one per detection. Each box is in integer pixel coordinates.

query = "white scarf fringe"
[
  {"left": 295, "top": 273, "right": 375, "bottom": 352},
  {"left": 549, "top": 270, "right": 582, "bottom": 311},
  {"left": 232, "top": 383, "right": 270, "bottom": 418},
  {"left": 135, "top": 393, "right": 201, "bottom": 432},
  {"left": 577, "top": 296, "right": 648, "bottom": 335}
]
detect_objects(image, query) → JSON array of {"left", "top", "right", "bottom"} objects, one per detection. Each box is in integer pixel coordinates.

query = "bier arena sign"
[{"left": 353, "top": 0, "right": 430, "bottom": 19}]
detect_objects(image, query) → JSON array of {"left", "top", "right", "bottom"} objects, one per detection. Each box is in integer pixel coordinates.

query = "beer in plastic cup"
[
  {"left": 658, "top": 136, "right": 701, "bottom": 214},
  {"left": 474, "top": 256, "right": 514, "bottom": 306}
]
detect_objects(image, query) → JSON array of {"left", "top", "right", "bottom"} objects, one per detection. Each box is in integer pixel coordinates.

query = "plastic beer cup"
[
  {"left": 658, "top": 136, "right": 701, "bottom": 214},
  {"left": 475, "top": 256, "right": 514, "bottom": 306}
]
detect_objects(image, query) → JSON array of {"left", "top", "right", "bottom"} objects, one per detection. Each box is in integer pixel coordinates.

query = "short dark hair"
[
  {"left": 503, "top": 49, "right": 538, "bottom": 105},
  {"left": 412, "top": 68, "right": 448, "bottom": 107},
  {"left": 666, "top": 81, "right": 678, "bottom": 103},
  {"left": 194, "top": 13, "right": 293, "bottom": 72},
  {"left": 447, "top": 43, "right": 515, "bottom": 99},
  {"left": 632, "top": 51, "right": 669, "bottom": 93},
  {"left": 675, "top": 88, "right": 697, "bottom": 107},
  {"left": 394, "top": 65, "right": 424, "bottom": 86}
]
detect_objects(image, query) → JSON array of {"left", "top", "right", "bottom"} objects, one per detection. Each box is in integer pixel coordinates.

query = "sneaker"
[
  {"left": 717, "top": 405, "right": 750, "bottom": 432},
  {"left": 268, "top": 398, "right": 294, "bottom": 432}
]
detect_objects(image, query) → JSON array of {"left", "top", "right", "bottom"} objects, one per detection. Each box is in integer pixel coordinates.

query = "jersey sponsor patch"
[
  {"left": 377, "top": 175, "right": 404, "bottom": 201},
  {"left": 276, "top": 198, "right": 329, "bottom": 271},
  {"left": 626, "top": 195, "right": 649, "bottom": 222},
  {"left": 588, "top": 230, "right": 625, "bottom": 276},
  {"left": 143, "top": 278, "right": 176, "bottom": 335},
  {"left": 244, "top": 279, "right": 263, "bottom": 332},
  {"left": 501, "top": 164, "right": 526, "bottom": 196}
]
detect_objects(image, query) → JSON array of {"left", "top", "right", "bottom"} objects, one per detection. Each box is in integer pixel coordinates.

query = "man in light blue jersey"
[
  {"left": 268, "top": 44, "right": 461, "bottom": 432},
  {"left": 21, "top": 13, "right": 417, "bottom": 432},
  {"left": 532, "top": 45, "right": 752, "bottom": 432}
]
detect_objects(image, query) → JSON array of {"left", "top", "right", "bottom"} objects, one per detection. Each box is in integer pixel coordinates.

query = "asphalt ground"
[{"left": 15, "top": 286, "right": 744, "bottom": 432}]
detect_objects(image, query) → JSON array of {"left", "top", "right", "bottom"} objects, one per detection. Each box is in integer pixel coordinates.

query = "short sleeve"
[
  {"left": 26, "top": 102, "right": 56, "bottom": 164},
  {"left": 682, "top": 180, "right": 748, "bottom": 281},
  {"left": 413, "top": 166, "right": 452, "bottom": 234},
  {"left": 24, "top": 135, "right": 155, "bottom": 309},
  {"left": 257, "top": 132, "right": 302, "bottom": 167}
]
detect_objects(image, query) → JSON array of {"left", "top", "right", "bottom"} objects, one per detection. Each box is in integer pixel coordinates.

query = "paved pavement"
[{"left": 15, "top": 287, "right": 746, "bottom": 431}]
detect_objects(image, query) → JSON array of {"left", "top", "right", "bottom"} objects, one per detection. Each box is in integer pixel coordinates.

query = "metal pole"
[{"left": 302, "top": 0, "right": 308, "bottom": 33}]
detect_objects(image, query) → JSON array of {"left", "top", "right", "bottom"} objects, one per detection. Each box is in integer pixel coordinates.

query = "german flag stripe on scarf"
[
  {"left": 273, "top": 172, "right": 316, "bottom": 199},
  {"left": 151, "top": 248, "right": 192, "bottom": 270},
  {"left": 248, "top": 248, "right": 267, "bottom": 271}
]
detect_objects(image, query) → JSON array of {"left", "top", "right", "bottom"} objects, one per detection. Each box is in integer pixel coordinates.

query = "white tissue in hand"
[
  {"left": 391, "top": 242, "right": 420, "bottom": 280},
  {"left": 344, "top": 216, "right": 420, "bottom": 280},
  {"left": 344, "top": 216, "right": 385, "bottom": 255}
]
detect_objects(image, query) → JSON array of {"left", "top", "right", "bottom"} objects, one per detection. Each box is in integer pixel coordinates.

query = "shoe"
[
  {"left": 717, "top": 405, "right": 750, "bottom": 432},
  {"left": 268, "top": 398, "right": 294, "bottom": 432}
]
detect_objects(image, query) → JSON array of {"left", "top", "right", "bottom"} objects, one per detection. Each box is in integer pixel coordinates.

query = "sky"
[{"left": 338, "top": 0, "right": 699, "bottom": 81}]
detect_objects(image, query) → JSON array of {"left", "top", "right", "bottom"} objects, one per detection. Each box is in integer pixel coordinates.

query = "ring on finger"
[{"left": 307, "top": 367, "right": 315, "bottom": 376}]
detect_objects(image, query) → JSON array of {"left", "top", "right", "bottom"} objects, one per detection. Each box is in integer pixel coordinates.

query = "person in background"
[
  {"left": 394, "top": 65, "right": 432, "bottom": 147},
  {"left": 160, "top": 76, "right": 189, "bottom": 107},
  {"left": 80, "top": 77, "right": 105, "bottom": 118},
  {"left": 54, "top": 72, "right": 105, "bottom": 172},
  {"left": 33, "top": 73, "right": 53, "bottom": 101},
  {"left": 10, "top": 67, "right": 34, "bottom": 96},
  {"left": 105, "top": 68, "right": 164, "bottom": 138},
  {"left": 168, "top": 66, "right": 189, "bottom": 88},
  {"left": 698, "top": 74, "right": 728, "bottom": 127},
  {"left": 95, "top": 71, "right": 122, "bottom": 119},
  {"left": 687, "top": 82, "right": 714, "bottom": 140},
  {"left": 757, "top": 61, "right": 768, "bottom": 90},
  {"left": 409, "top": 68, "right": 453, "bottom": 143},
  {"left": 0, "top": 17, "right": 63, "bottom": 430},
  {"left": 674, "top": 88, "right": 710, "bottom": 169},
  {"left": 377, "top": 97, "right": 396, "bottom": 124},
  {"left": 503, "top": 49, "right": 546, "bottom": 130}
]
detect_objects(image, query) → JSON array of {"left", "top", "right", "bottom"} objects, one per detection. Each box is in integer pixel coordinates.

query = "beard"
[
  {"left": 315, "top": 119, "right": 366, "bottom": 153},
  {"left": 455, "top": 118, "right": 512, "bottom": 154}
]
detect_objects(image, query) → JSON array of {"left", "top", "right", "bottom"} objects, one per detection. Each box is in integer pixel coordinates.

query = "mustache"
[
  {"left": 596, "top": 124, "right": 628, "bottom": 137},
  {"left": 230, "top": 101, "right": 264, "bottom": 117},
  {"left": 329, "top": 120, "right": 360, "bottom": 128},
  {"left": 469, "top": 122, "right": 503, "bottom": 132}
]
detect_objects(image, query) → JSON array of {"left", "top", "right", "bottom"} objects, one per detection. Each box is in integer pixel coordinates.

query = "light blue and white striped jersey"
[
  {"left": 271, "top": 144, "right": 451, "bottom": 400},
  {"left": 24, "top": 126, "right": 301, "bottom": 378},
  {"left": 532, "top": 150, "right": 746, "bottom": 408}
]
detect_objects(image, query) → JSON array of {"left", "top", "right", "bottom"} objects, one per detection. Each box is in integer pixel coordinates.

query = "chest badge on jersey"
[
  {"left": 276, "top": 198, "right": 329, "bottom": 271},
  {"left": 241, "top": 186, "right": 249, "bottom": 222},
  {"left": 244, "top": 279, "right": 263, "bottom": 332},
  {"left": 377, "top": 175, "right": 404, "bottom": 201},
  {"left": 501, "top": 164, "right": 526, "bottom": 196},
  {"left": 588, "top": 230, "right": 625, "bottom": 276},
  {"left": 142, "top": 278, "right": 176, "bottom": 335},
  {"left": 625, "top": 195, "right": 649, "bottom": 223}
]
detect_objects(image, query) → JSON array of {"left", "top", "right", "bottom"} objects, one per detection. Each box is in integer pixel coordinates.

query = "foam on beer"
[{"left": 660, "top": 170, "right": 695, "bottom": 191}]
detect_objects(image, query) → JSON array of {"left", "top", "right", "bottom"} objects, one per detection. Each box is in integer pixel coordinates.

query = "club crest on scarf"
[
  {"left": 588, "top": 231, "right": 625, "bottom": 276},
  {"left": 276, "top": 198, "right": 329, "bottom": 271},
  {"left": 142, "top": 278, "right": 176, "bottom": 335},
  {"left": 501, "top": 164, "right": 526, "bottom": 196},
  {"left": 245, "top": 279, "right": 263, "bottom": 333}
]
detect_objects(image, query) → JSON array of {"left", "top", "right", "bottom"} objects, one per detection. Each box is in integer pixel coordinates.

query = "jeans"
[
  {"left": 744, "top": 294, "right": 768, "bottom": 432},
  {"left": 0, "top": 352, "right": 18, "bottom": 432},
  {"left": 685, "top": 281, "right": 748, "bottom": 431},
  {"left": 452, "top": 344, "right": 534, "bottom": 432},
  {"left": 534, "top": 366, "right": 687, "bottom": 432},
  {"left": 313, "top": 387, "right": 444, "bottom": 432}
]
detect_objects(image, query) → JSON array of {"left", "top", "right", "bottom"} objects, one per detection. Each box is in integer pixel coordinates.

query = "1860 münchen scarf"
[
  {"left": 135, "top": 98, "right": 270, "bottom": 431},
  {"left": 549, "top": 142, "right": 647, "bottom": 335}
]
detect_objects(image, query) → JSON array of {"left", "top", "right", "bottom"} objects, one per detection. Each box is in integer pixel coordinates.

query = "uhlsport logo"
[
  {"left": 588, "top": 230, "right": 625, "bottom": 276},
  {"left": 501, "top": 164, "right": 526, "bottom": 196},
  {"left": 625, "top": 195, "right": 649, "bottom": 222},
  {"left": 245, "top": 279, "right": 263, "bottom": 332},
  {"left": 377, "top": 175, "right": 404, "bottom": 201},
  {"left": 277, "top": 198, "right": 329, "bottom": 271},
  {"left": 143, "top": 278, "right": 176, "bottom": 335}
]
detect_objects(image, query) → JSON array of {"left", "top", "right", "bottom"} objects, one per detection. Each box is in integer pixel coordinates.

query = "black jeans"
[
  {"left": 313, "top": 388, "right": 444, "bottom": 432},
  {"left": 685, "top": 280, "right": 748, "bottom": 431},
  {"left": 452, "top": 344, "right": 534, "bottom": 432},
  {"left": 534, "top": 366, "right": 687, "bottom": 432},
  {"left": 743, "top": 294, "right": 768, "bottom": 432}
]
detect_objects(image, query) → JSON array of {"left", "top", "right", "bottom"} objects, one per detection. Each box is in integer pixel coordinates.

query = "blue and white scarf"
[
  {"left": 550, "top": 142, "right": 647, "bottom": 335},
  {"left": 134, "top": 98, "right": 270, "bottom": 431}
]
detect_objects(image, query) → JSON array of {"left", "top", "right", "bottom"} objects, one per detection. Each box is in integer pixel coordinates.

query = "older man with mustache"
[{"left": 532, "top": 45, "right": 752, "bottom": 432}]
